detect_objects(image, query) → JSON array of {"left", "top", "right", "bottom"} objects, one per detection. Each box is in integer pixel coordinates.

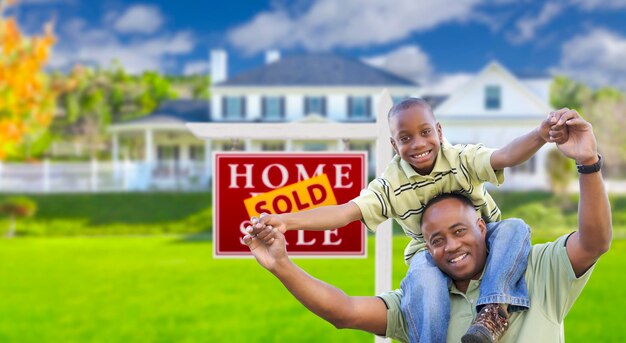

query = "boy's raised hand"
[
  {"left": 540, "top": 108, "right": 570, "bottom": 144},
  {"left": 247, "top": 213, "right": 288, "bottom": 237}
]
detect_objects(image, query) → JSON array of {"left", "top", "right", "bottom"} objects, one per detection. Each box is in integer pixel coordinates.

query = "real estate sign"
[{"left": 213, "top": 152, "right": 367, "bottom": 257}]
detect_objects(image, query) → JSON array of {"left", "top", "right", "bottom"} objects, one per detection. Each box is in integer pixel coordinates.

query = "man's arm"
[
  {"left": 554, "top": 111, "right": 612, "bottom": 276},
  {"left": 249, "top": 201, "right": 363, "bottom": 234},
  {"left": 243, "top": 227, "right": 387, "bottom": 335},
  {"left": 490, "top": 108, "right": 569, "bottom": 170}
]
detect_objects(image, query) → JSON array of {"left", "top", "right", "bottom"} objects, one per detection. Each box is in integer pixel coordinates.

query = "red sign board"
[{"left": 213, "top": 152, "right": 367, "bottom": 257}]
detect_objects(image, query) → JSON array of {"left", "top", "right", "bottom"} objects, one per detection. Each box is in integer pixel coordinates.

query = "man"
[{"left": 244, "top": 109, "right": 611, "bottom": 342}]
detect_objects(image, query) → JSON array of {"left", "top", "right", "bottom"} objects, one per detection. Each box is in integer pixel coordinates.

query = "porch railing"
[{"left": 0, "top": 159, "right": 209, "bottom": 193}]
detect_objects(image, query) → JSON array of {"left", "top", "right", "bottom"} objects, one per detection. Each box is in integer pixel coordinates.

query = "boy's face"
[{"left": 389, "top": 105, "right": 443, "bottom": 175}]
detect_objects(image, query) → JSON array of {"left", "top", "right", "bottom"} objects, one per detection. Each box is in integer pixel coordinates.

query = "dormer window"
[{"left": 485, "top": 85, "right": 501, "bottom": 110}]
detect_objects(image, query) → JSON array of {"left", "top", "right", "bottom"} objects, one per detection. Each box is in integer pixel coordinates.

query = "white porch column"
[
  {"left": 144, "top": 129, "right": 154, "bottom": 189},
  {"left": 204, "top": 140, "right": 212, "bottom": 185},
  {"left": 91, "top": 157, "right": 98, "bottom": 192},
  {"left": 144, "top": 129, "right": 154, "bottom": 164},
  {"left": 285, "top": 139, "right": 293, "bottom": 151},
  {"left": 112, "top": 132, "right": 120, "bottom": 179},
  {"left": 244, "top": 138, "right": 252, "bottom": 151},
  {"left": 43, "top": 158, "right": 50, "bottom": 192},
  {"left": 0, "top": 161, "right": 3, "bottom": 191}
]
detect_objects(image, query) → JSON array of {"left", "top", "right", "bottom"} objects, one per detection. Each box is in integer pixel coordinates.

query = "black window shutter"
[
  {"left": 261, "top": 96, "right": 266, "bottom": 118},
  {"left": 366, "top": 96, "right": 371, "bottom": 118},
  {"left": 304, "top": 97, "right": 309, "bottom": 115},
  {"left": 241, "top": 96, "right": 246, "bottom": 119},
  {"left": 347, "top": 96, "right": 353, "bottom": 118},
  {"left": 321, "top": 97, "right": 327, "bottom": 116},
  {"left": 222, "top": 97, "right": 227, "bottom": 117},
  {"left": 280, "top": 97, "right": 285, "bottom": 118}
]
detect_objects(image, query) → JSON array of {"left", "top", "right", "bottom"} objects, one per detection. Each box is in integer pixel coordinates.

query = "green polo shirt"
[
  {"left": 378, "top": 234, "right": 596, "bottom": 343},
  {"left": 351, "top": 139, "right": 504, "bottom": 263}
]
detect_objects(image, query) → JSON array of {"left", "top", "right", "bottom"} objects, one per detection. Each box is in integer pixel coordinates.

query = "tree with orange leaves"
[{"left": 0, "top": 0, "right": 56, "bottom": 160}]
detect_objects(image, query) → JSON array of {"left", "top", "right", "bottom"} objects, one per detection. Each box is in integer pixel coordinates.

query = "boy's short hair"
[
  {"left": 388, "top": 97, "right": 434, "bottom": 121},
  {"left": 420, "top": 193, "right": 476, "bottom": 226}
]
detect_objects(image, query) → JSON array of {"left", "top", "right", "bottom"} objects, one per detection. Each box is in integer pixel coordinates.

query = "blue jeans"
[{"left": 400, "top": 218, "right": 531, "bottom": 343}]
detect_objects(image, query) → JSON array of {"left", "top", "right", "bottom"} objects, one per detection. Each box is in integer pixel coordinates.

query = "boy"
[{"left": 247, "top": 98, "right": 568, "bottom": 343}]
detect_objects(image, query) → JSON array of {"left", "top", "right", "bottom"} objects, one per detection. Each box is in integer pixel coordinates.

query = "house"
[{"left": 108, "top": 50, "right": 554, "bottom": 191}]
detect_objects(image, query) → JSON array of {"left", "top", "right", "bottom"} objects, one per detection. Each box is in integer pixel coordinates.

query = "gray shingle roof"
[
  {"left": 217, "top": 53, "right": 418, "bottom": 87},
  {"left": 122, "top": 100, "right": 211, "bottom": 124}
]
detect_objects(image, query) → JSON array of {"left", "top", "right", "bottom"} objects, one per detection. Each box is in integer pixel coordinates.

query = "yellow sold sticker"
[{"left": 244, "top": 174, "right": 337, "bottom": 218}]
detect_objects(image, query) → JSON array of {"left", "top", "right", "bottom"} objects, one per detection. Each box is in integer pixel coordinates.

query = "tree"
[
  {"left": 0, "top": 196, "right": 36, "bottom": 238},
  {"left": 0, "top": 0, "right": 56, "bottom": 160},
  {"left": 545, "top": 148, "right": 576, "bottom": 208},
  {"left": 51, "top": 64, "right": 178, "bottom": 158},
  {"left": 550, "top": 75, "right": 626, "bottom": 178}
]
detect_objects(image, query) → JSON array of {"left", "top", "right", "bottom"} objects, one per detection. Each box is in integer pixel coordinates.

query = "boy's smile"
[{"left": 389, "top": 104, "right": 443, "bottom": 175}]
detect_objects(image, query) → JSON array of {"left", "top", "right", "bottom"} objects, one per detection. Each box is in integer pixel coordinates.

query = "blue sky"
[{"left": 11, "top": 0, "right": 626, "bottom": 91}]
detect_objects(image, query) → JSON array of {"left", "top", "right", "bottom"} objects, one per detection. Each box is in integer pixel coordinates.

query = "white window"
[
  {"left": 223, "top": 96, "right": 245, "bottom": 119},
  {"left": 263, "top": 96, "right": 284, "bottom": 120},
  {"left": 305, "top": 96, "right": 326, "bottom": 116},
  {"left": 349, "top": 96, "right": 370, "bottom": 118},
  {"left": 485, "top": 86, "right": 501, "bottom": 110}
]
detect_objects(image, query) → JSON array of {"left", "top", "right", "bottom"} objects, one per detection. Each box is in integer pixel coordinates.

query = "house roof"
[
  {"left": 216, "top": 53, "right": 418, "bottom": 87},
  {"left": 121, "top": 99, "right": 211, "bottom": 125}
]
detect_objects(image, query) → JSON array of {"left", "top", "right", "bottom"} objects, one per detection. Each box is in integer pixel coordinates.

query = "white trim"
[{"left": 436, "top": 61, "right": 553, "bottom": 115}]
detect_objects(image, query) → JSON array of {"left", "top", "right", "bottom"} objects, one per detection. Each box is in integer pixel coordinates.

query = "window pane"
[
  {"left": 264, "top": 97, "right": 282, "bottom": 119},
  {"left": 485, "top": 86, "right": 501, "bottom": 109},
  {"left": 225, "top": 97, "right": 242, "bottom": 118},
  {"left": 350, "top": 96, "right": 368, "bottom": 118},
  {"left": 303, "top": 142, "right": 326, "bottom": 151},
  {"left": 306, "top": 97, "right": 324, "bottom": 115}
]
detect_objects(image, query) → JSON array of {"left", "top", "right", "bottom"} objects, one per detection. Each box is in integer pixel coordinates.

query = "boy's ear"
[
  {"left": 436, "top": 122, "right": 443, "bottom": 142},
  {"left": 390, "top": 137, "right": 399, "bottom": 155}
]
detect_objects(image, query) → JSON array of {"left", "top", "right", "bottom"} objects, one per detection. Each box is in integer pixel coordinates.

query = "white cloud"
[
  {"left": 553, "top": 28, "right": 626, "bottom": 89},
  {"left": 49, "top": 16, "right": 195, "bottom": 74},
  {"left": 228, "top": 0, "right": 484, "bottom": 55},
  {"left": 183, "top": 61, "right": 210, "bottom": 75},
  {"left": 362, "top": 45, "right": 433, "bottom": 83},
  {"left": 507, "top": 2, "right": 561, "bottom": 44},
  {"left": 114, "top": 4, "right": 164, "bottom": 34},
  {"left": 569, "top": 0, "right": 626, "bottom": 10},
  {"left": 19, "top": 0, "right": 75, "bottom": 4}
]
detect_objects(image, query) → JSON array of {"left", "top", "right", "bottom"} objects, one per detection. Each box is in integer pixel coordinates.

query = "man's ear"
[
  {"left": 436, "top": 122, "right": 443, "bottom": 142},
  {"left": 390, "top": 137, "right": 399, "bottom": 155},
  {"left": 477, "top": 218, "right": 487, "bottom": 239}
]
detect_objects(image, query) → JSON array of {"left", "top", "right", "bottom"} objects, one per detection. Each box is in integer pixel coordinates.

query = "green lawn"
[{"left": 1, "top": 236, "right": 624, "bottom": 342}]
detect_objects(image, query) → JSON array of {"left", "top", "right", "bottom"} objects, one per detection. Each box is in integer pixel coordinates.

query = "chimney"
[
  {"left": 211, "top": 49, "right": 228, "bottom": 84},
  {"left": 265, "top": 50, "right": 281, "bottom": 64}
]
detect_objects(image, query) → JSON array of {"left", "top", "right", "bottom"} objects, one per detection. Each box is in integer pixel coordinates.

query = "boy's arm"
[
  {"left": 244, "top": 227, "right": 388, "bottom": 335},
  {"left": 248, "top": 201, "right": 363, "bottom": 234},
  {"left": 490, "top": 108, "right": 570, "bottom": 170}
]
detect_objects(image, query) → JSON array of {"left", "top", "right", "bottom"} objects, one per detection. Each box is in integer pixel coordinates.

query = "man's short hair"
[
  {"left": 388, "top": 97, "right": 434, "bottom": 121},
  {"left": 420, "top": 193, "right": 476, "bottom": 226}
]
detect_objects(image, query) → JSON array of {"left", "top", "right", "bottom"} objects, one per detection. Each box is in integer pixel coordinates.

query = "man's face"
[
  {"left": 389, "top": 105, "right": 442, "bottom": 175},
  {"left": 421, "top": 198, "right": 488, "bottom": 285}
]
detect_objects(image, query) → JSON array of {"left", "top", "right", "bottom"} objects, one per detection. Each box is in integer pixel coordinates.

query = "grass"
[{"left": 0, "top": 235, "right": 624, "bottom": 342}]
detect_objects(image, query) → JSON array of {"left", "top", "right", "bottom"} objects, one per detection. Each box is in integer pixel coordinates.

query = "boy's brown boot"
[{"left": 461, "top": 303, "right": 509, "bottom": 343}]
